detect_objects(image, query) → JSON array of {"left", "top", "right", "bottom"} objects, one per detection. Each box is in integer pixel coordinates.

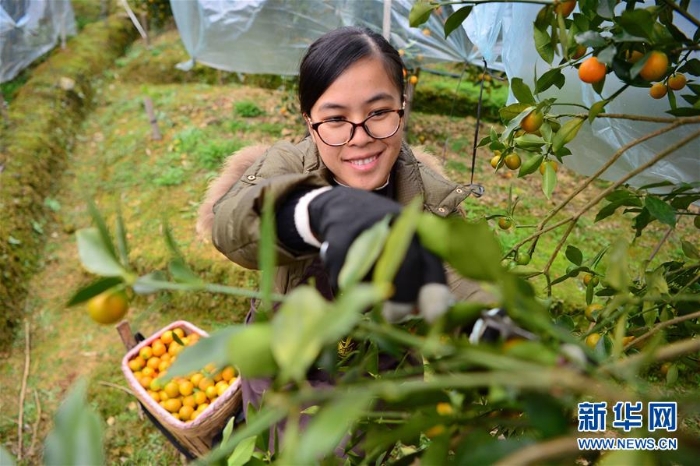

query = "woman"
[
  {"left": 204, "top": 26, "right": 492, "bottom": 313},
  {"left": 198, "top": 26, "right": 496, "bottom": 454}
]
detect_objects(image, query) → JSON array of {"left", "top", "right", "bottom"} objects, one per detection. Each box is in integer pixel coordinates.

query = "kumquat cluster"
[{"left": 126, "top": 327, "right": 238, "bottom": 422}]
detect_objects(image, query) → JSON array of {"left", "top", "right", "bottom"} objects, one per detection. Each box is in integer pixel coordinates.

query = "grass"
[{"left": 1, "top": 24, "right": 698, "bottom": 465}]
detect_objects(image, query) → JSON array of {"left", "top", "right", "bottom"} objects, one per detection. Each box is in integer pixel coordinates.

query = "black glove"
[{"left": 288, "top": 186, "right": 453, "bottom": 322}]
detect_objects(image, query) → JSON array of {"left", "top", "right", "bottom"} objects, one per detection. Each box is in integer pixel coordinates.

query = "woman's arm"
[{"left": 211, "top": 142, "right": 329, "bottom": 269}]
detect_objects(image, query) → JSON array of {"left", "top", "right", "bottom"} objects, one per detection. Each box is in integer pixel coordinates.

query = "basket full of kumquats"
[{"left": 121, "top": 320, "right": 242, "bottom": 457}]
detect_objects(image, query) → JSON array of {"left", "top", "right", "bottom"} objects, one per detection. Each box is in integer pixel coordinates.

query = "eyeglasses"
[{"left": 306, "top": 107, "right": 405, "bottom": 147}]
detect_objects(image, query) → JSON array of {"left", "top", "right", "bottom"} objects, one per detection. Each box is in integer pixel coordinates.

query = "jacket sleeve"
[{"left": 211, "top": 143, "right": 330, "bottom": 269}]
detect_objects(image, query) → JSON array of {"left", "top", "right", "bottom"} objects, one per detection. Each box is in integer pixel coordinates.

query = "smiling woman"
[{"left": 200, "top": 25, "right": 493, "bottom": 456}]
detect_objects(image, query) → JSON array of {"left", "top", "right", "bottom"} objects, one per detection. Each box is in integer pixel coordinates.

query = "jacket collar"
[{"left": 301, "top": 138, "right": 469, "bottom": 217}]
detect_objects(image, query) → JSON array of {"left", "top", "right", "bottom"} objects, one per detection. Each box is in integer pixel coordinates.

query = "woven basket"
[{"left": 121, "top": 320, "right": 242, "bottom": 457}]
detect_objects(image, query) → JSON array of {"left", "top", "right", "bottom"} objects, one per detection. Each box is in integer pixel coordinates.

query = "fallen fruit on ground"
[
  {"left": 649, "top": 82, "right": 668, "bottom": 99},
  {"left": 639, "top": 51, "right": 669, "bottom": 82},
  {"left": 578, "top": 57, "right": 606, "bottom": 84},
  {"left": 86, "top": 288, "right": 129, "bottom": 324}
]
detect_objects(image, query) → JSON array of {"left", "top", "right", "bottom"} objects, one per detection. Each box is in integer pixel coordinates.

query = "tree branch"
[
  {"left": 604, "top": 336, "right": 700, "bottom": 374},
  {"left": 625, "top": 310, "right": 700, "bottom": 351}
]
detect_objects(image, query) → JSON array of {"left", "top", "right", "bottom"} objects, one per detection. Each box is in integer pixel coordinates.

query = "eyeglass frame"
[{"left": 305, "top": 104, "right": 406, "bottom": 147}]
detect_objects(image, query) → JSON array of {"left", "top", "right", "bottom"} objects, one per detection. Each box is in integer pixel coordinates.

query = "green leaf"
[
  {"left": 419, "top": 215, "right": 504, "bottom": 282},
  {"left": 338, "top": 216, "right": 390, "bottom": 290},
  {"left": 666, "top": 107, "right": 700, "bottom": 117},
  {"left": 168, "top": 258, "right": 202, "bottom": 284},
  {"left": 295, "top": 392, "right": 374, "bottom": 464},
  {"left": 162, "top": 221, "right": 201, "bottom": 283},
  {"left": 518, "top": 153, "right": 544, "bottom": 178},
  {"left": 226, "top": 323, "right": 277, "bottom": 378},
  {"left": 373, "top": 197, "right": 422, "bottom": 284},
  {"left": 645, "top": 266, "right": 669, "bottom": 297},
  {"left": 86, "top": 199, "right": 118, "bottom": 261},
  {"left": 618, "top": 8, "right": 654, "bottom": 40},
  {"left": 321, "top": 284, "right": 388, "bottom": 345},
  {"left": 66, "top": 276, "right": 124, "bottom": 306},
  {"left": 644, "top": 196, "right": 677, "bottom": 227},
  {"left": 513, "top": 134, "right": 545, "bottom": 149},
  {"left": 521, "top": 393, "right": 569, "bottom": 439},
  {"left": 575, "top": 31, "right": 607, "bottom": 48},
  {"left": 588, "top": 100, "right": 607, "bottom": 122},
  {"left": 681, "top": 240, "right": 700, "bottom": 259},
  {"left": 132, "top": 271, "right": 170, "bottom": 294},
  {"left": 551, "top": 117, "right": 584, "bottom": 153},
  {"left": 272, "top": 286, "right": 328, "bottom": 383},
  {"left": 421, "top": 431, "right": 450, "bottom": 466},
  {"left": 204, "top": 406, "right": 286, "bottom": 465},
  {"left": 114, "top": 207, "right": 130, "bottom": 267},
  {"left": 258, "top": 191, "right": 276, "bottom": 316},
  {"left": 166, "top": 327, "right": 239, "bottom": 379},
  {"left": 221, "top": 417, "right": 235, "bottom": 445},
  {"left": 565, "top": 245, "right": 583, "bottom": 265},
  {"left": 606, "top": 239, "right": 629, "bottom": 291},
  {"left": 76, "top": 228, "right": 128, "bottom": 277},
  {"left": 596, "top": 44, "right": 616, "bottom": 66},
  {"left": 227, "top": 436, "right": 256, "bottom": 466},
  {"left": 535, "top": 68, "right": 565, "bottom": 93},
  {"left": 679, "top": 58, "right": 700, "bottom": 76},
  {"left": 44, "top": 379, "right": 105, "bottom": 466},
  {"left": 444, "top": 6, "right": 472, "bottom": 38},
  {"left": 409, "top": 2, "right": 436, "bottom": 27},
  {"left": 594, "top": 196, "right": 641, "bottom": 223},
  {"left": 592, "top": 75, "right": 606, "bottom": 95},
  {"left": 534, "top": 27, "right": 554, "bottom": 64},
  {"left": 596, "top": 0, "right": 616, "bottom": 19},
  {"left": 499, "top": 102, "right": 531, "bottom": 124},
  {"left": 542, "top": 163, "right": 557, "bottom": 199},
  {"left": 510, "top": 78, "right": 536, "bottom": 105}
]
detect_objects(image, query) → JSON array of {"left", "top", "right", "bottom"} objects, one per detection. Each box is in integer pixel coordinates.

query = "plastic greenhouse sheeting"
[
  {"left": 170, "top": 0, "right": 486, "bottom": 75},
  {"left": 0, "top": 0, "right": 76, "bottom": 83},
  {"left": 492, "top": 2, "right": 700, "bottom": 189}
]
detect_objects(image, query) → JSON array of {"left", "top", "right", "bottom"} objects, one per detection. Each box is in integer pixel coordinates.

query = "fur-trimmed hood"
[{"left": 196, "top": 143, "right": 449, "bottom": 241}]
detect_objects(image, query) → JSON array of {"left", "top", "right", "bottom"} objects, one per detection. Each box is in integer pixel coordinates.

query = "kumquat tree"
[{"left": 7, "top": 1, "right": 700, "bottom": 465}]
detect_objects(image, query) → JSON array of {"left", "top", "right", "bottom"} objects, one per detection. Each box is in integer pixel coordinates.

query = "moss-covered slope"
[{"left": 0, "top": 15, "right": 137, "bottom": 351}]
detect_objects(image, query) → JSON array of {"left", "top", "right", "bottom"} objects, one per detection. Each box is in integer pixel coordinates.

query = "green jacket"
[{"left": 211, "top": 138, "right": 491, "bottom": 302}]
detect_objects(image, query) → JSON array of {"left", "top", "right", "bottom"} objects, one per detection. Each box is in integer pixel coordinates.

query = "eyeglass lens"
[{"left": 316, "top": 111, "right": 401, "bottom": 146}]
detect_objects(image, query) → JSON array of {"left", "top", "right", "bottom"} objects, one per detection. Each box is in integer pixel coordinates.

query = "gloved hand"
[{"left": 292, "top": 186, "right": 453, "bottom": 323}]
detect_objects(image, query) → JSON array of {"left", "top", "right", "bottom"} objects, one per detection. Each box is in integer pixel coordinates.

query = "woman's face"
[{"left": 307, "top": 57, "right": 404, "bottom": 190}]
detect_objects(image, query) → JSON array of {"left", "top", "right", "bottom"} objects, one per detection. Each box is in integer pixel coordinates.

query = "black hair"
[{"left": 298, "top": 26, "right": 405, "bottom": 116}]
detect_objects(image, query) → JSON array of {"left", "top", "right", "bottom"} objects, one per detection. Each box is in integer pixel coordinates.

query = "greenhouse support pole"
[{"left": 382, "top": 0, "right": 391, "bottom": 39}]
